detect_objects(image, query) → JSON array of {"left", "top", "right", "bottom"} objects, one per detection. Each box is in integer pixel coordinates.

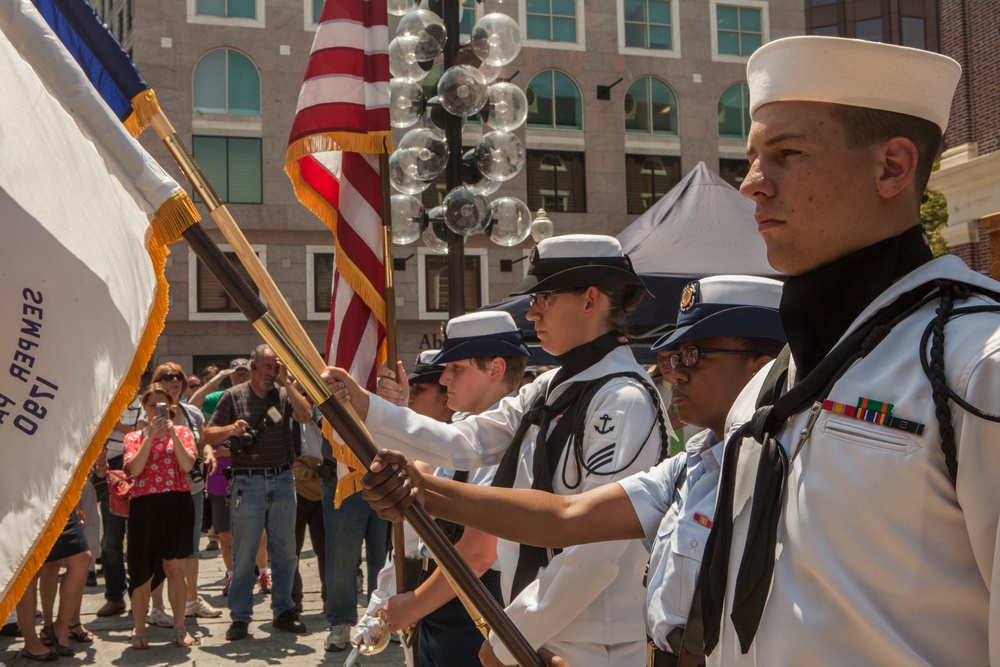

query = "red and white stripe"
[
  {"left": 287, "top": 0, "right": 390, "bottom": 395},
  {"left": 288, "top": 0, "right": 390, "bottom": 146}
]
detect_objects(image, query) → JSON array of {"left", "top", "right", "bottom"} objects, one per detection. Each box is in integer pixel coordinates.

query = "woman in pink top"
[{"left": 123, "top": 384, "right": 197, "bottom": 649}]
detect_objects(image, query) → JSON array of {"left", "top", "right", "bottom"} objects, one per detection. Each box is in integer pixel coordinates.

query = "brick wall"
[
  {"left": 940, "top": 0, "right": 1000, "bottom": 155},
  {"left": 948, "top": 228, "right": 992, "bottom": 274}
]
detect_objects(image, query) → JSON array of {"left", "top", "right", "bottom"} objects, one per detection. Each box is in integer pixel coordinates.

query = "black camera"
[
  {"left": 229, "top": 427, "right": 259, "bottom": 457},
  {"left": 229, "top": 406, "right": 283, "bottom": 457}
]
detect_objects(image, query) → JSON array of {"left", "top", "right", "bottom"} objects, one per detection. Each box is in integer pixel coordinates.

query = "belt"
[
  {"left": 648, "top": 636, "right": 704, "bottom": 667},
  {"left": 648, "top": 640, "right": 678, "bottom": 667},
  {"left": 230, "top": 463, "right": 291, "bottom": 477}
]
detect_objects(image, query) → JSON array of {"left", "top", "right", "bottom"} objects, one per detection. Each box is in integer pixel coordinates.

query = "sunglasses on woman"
[{"left": 157, "top": 372, "right": 184, "bottom": 382}]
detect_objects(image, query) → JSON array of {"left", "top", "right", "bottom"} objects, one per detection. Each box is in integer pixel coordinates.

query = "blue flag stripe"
[{"left": 31, "top": 0, "right": 147, "bottom": 122}]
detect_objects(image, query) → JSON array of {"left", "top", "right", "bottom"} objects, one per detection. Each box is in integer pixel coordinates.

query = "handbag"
[
  {"left": 106, "top": 469, "right": 135, "bottom": 518},
  {"left": 291, "top": 455, "right": 323, "bottom": 502}
]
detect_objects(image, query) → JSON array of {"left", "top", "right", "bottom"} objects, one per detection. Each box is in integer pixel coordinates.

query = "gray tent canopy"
[{"left": 484, "top": 161, "right": 780, "bottom": 350}]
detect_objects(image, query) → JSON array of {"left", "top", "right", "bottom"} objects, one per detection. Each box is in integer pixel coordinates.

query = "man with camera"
[{"left": 204, "top": 344, "right": 312, "bottom": 641}]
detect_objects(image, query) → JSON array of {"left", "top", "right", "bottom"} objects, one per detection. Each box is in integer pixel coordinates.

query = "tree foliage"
[{"left": 921, "top": 188, "right": 949, "bottom": 257}]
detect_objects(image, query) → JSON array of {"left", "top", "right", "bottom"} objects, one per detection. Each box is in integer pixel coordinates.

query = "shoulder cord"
[
  {"left": 560, "top": 374, "right": 669, "bottom": 490},
  {"left": 921, "top": 280, "right": 1000, "bottom": 484}
]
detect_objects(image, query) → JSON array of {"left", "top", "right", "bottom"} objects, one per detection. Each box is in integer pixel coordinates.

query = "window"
[
  {"left": 196, "top": 0, "right": 255, "bottom": 18},
  {"left": 526, "top": 0, "right": 576, "bottom": 42},
  {"left": 420, "top": 251, "right": 487, "bottom": 316},
  {"left": 719, "top": 158, "right": 749, "bottom": 188},
  {"left": 623, "top": 0, "right": 673, "bottom": 50},
  {"left": 460, "top": 0, "right": 476, "bottom": 35},
  {"left": 718, "top": 83, "right": 751, "bottom": 139},
  {"left": 306, "top": 246, "right": 335, "bottom": 319},
  {"left": 527, "top": 151, "right": 586, "bottom": 213},
  {"left": 809, "top": 0, "right": 835, "bottom": 5},
  {"left": 312, "top": 0, "right": 323, "bottom": 24},
  {"left": 188, "top": 0, "right": 264, "bottom": 27},
  {"left": 527, "top": 71, "right": 582, "bottom": 130},
  {"left": 189, "top": 246, "right": 265, "bottom": 320},
  {"left": 625, "top": 77, "right": 678, "bottom": 135},
  {"left": 811, "top": 24, "right": 839, "bottom": 36},
  {"left": 855, "top": 17, "right": 882, "bottom": 42},
  {"left": 901, "top": 16, "right": 925, "bottom": 49},
  {"left": 716, "top": 4, "right": 762, "bottom": 56},
  {"left": 192, "top": 136, "right": 262, "bottom": 204},
  {"left": 625, "top": 155, "right": 681, "bottom": 214},
  {"left": 193, "top": 49, "right": 261, "bottom": 115}
]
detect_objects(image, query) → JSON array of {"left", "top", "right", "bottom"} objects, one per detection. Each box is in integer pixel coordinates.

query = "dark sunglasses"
[{"left": 157, "top": 372, "right": 184, "bottom": 382}]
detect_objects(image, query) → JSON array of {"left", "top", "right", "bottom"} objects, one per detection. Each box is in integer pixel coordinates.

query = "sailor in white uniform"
[
  {"left": 692, "top": 37, "right": 1000, "bottom": 667},
  {"left": 355, "top": 275, "right": 786, "bottom": 667},
  {"left": 325, "top": 235, "right": 666, "bottom": 667}
]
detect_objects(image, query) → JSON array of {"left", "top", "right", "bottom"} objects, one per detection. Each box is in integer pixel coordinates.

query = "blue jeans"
[
  {"left": 322, "top": 478, "right": 389, "bottom": 626},
  {"left": 100, "top": 455, "right": 127, "bottom": 602},
  {"left": 228, "top": 470, "right": 298, "bottom": 622}
]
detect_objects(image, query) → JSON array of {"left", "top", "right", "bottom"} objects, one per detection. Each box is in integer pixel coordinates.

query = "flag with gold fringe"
[
  {"left": 0, "top": 0, "right": 198, "bottom": 620},
  {"left": 286, "top": 0, "right": 391, "bottom": 507}
]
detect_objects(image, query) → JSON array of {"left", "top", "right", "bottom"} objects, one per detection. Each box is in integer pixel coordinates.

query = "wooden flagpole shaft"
[
  {"left": 154, "top": 116, "right": 543, "bottom": 667},
  {"left": 378, "top": 151, "right": 410, "bottom": 601}
]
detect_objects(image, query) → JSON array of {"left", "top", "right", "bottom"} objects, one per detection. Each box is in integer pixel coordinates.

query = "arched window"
[
  {"left": 624, "top": 77, "right": 677, "bottom": 135},
  {"left": 526, "top": 70, "right": 582, "bottom": 130},
  {"left": 193, "top": 49, "right": 261, "bottom": 115},
  {"left": 718, "top": 82, "right": 750, "bottom": 139}
]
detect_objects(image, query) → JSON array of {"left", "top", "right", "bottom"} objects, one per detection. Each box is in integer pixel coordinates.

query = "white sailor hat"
[
  {"left": 407, "top": 350, "right": 445, "bottom": 385},
  {"left": 747, "top": 36, "right": 961, "bottom": 131},
  {"left": 510, "top": 234, "right": 649, "bottom": 297},
  {"left": 651, "top": 275, "right": 785, "bottom": 352},
  {"left": 429, "top": 311, "right": 531, "bottom": 365}
]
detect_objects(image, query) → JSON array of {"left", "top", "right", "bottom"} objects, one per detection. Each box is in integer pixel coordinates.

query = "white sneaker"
[
  {"left": 185, "top": 595, "right": 223, "bottom": 618},
  {"left": 324, "top": 624, "right": 350, "bottom": 652},
  {"left": 149, "top": 605, "right": 174, "bottom": 627}
]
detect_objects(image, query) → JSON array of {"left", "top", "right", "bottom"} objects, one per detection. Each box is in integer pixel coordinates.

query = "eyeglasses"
[
  {"left": 157, "top": 372, "right": 184, "bottom": 382},
  {"left": 528, "top": 288, "right": 585, "bottom": 312},
  {"left": 666, "top": 345, "right": 763, "bottom": 370}
]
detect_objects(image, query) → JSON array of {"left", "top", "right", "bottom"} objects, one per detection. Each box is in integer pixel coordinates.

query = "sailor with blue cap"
[
  {"left": 326, "top": 234, "right": 666, "bottom": 667},
  {"left": 362, "top": 312, "right": 530, "bottom": 667},
  {"left": 352, "top": 275, "right": 786, "bottom": 667}
]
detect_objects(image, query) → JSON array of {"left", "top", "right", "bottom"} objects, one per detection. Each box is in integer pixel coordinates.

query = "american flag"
[{"left": 285, "top": 0, "right": 391, "bottom": 505}]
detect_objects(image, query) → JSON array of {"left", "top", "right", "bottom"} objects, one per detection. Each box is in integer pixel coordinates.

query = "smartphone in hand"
[{"left": 155, "top": 403, "right": 168, "bottom": 419}]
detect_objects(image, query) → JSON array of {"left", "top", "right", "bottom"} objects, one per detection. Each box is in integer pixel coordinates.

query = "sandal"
[
  {"left": 173, "top": 629, "right": 196, "bottom": 647},
  {"left": 19, "top": 648, "right": 58, "bottom": 662},
  {"left": 40, "top": 625, "right": 73, "bottom": 656},
  {"left": 68, "top": 622, "right": 94, "bottom": 643},
  {"left": 130, "top": 633, "right": 149, "bottom": 650}
]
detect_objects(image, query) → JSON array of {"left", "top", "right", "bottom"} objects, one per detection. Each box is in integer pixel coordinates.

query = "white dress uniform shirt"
[
  {"left": 364, "top": 345, "right": 661, "bottom": 666},
  {"left": 620, "top": 429, "right": 722, "bottom": 652},
  {"left": 711, "top": 256, "right": 1000, "bottom": 666}
]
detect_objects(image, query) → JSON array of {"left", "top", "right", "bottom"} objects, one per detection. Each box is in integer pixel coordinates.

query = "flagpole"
[
  {"left": 378, "top": 148, "right": 411, "bottom": 607},
  {"left": 148, "top": 112, "right": 542, "bottom": 667}
]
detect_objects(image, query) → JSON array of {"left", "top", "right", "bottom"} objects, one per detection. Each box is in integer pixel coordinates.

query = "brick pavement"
[{"left": 0, "top": 534, "right": 405, "bottom": 667}]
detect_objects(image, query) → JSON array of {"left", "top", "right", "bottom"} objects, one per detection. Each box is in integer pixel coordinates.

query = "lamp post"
[{"left": 387, "top": 0, "right": 533, "bottom": 319}]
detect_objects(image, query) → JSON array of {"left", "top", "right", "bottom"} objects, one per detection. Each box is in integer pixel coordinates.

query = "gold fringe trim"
[
  {"left": 0, "top": 234, "right": 170, "bottom": 623},
  {"left": 149, "top": 191, "right": 200, "bottom": 245},
  {"left": 122, "top": 89, "right": 161, "bottom": 139},
  {"left": 334, "top": 470, "right": 364, "bottom": 509},
  {"left": 284, "top": 156, "right": 386, "bottom": 322},
  {"left": 286, "top": 131, "right": 393, "bottom": 165}
]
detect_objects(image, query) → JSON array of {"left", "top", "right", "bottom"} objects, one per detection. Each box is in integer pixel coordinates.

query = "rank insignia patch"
[{"left": 822, "top": 397, "right": 925, "bottom": 435}]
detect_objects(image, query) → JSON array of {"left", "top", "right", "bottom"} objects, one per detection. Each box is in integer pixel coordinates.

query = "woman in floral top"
[{"left": 123, "top": 383, "right": 197, "bottom": 649}]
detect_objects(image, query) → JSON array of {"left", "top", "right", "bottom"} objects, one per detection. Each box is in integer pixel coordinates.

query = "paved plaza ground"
[{"left": 0, "top": 533, "right": 405, "bottom": 667}]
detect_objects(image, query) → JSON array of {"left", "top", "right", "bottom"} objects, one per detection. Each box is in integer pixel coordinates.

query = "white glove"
[{"left": 351, "top": 612, "right": 383, "bottom": 647}]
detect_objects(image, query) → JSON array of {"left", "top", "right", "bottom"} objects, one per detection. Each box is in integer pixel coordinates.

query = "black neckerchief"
[
  {"left": 780, "top": 225, "right": 932, "bottom": 379},
  {"left": 492, "top": 329, "right": 624, "bottom": 597},
  {"left": 548, "top": 330, "right": 623, "bottom": 391}
]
